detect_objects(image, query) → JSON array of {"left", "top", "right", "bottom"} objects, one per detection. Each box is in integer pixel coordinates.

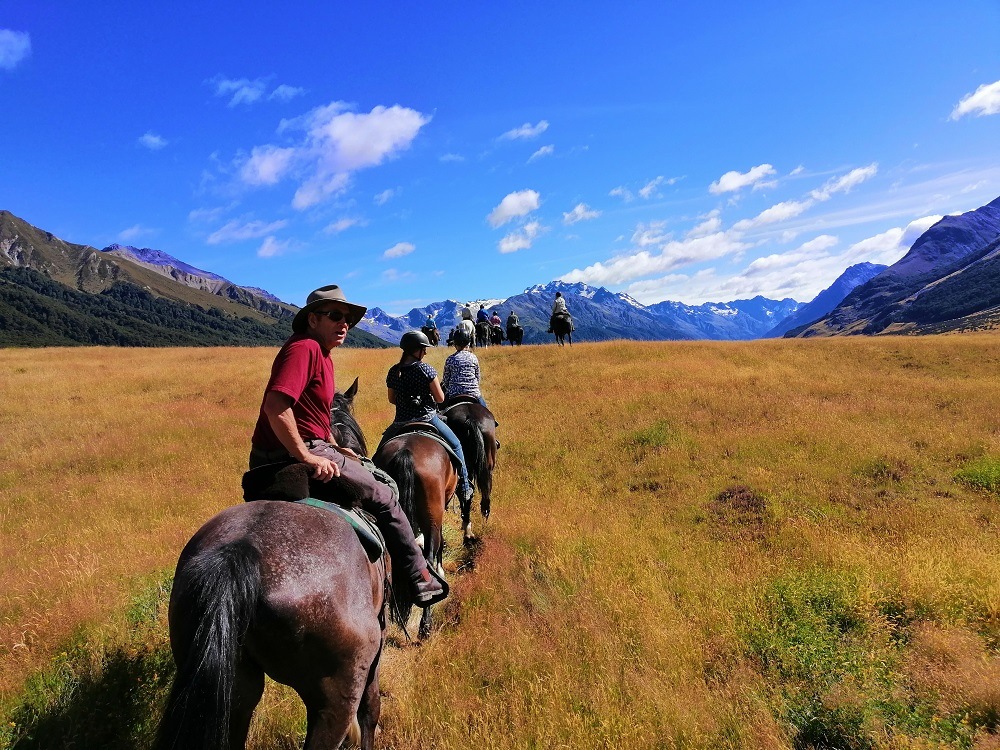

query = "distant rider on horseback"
[
  {"left": 249, "top": 285, "right": 445, "bottom": 605},
  {"left": 421, "top": 313, "right": 439, "bottom": 346},
  {"left": 381, "top": 331, "right": 474, "bottom": 504},
  {"left": 548, "top": 291, "right": 573, "bottom": 333}
]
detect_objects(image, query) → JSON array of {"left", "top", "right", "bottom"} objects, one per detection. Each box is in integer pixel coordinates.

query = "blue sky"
[{"left": 2, "top": 2, "right": 1000, "bottom": 314}]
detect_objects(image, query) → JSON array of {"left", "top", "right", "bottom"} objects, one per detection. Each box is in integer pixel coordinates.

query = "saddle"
[
  {"left": 379, "top": 422, "right": 463, "bottom": 469},
  {"left": 440, "top": 394, "right": 480, "bottom": 410},
  {"left": 241, "top": 461, "right": 385, "bottom": 561}
]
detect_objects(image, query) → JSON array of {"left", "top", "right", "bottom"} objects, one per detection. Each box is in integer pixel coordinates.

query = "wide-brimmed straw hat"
[{"left": 291, "top": 285, "right": 367, "bottom": 333}]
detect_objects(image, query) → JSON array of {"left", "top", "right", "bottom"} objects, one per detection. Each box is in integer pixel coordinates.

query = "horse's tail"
[
  {"left": 155, "top": 540, "right": 262, "bottom": 750},
  {"left": 453, "top": 413, "right": 486, "bottom": 488},
  {"left": 384, "top": 447, "right": 416, "bottom": 527}
]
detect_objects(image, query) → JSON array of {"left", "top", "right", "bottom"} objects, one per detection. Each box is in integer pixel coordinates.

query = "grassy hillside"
[{"left": 2, "top": 337, "right": 1000, "bottom": 748}]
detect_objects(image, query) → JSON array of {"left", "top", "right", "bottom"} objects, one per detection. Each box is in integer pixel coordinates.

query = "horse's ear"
[{"left": 345, "top": 377, "right": 359, "bottom": 399}]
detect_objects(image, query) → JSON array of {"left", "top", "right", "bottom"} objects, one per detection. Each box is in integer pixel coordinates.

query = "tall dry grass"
[{"left": 3, "top": 335, "right": 1000, "bottom": 748}]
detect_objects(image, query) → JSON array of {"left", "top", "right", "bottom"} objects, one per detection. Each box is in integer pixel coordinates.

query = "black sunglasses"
[{"left": 314, "top": 309, "right": 353, "bottom": 324}]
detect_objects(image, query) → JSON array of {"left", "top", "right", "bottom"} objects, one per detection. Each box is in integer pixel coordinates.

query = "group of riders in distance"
[
  {"left": 156, "top": 283, "right": 516, "bottom": 750},
  {"left": 421, "top": 290, "right": 575, "bottom": 348}
]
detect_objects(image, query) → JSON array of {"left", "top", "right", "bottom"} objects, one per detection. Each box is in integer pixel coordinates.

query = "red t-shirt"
[{"left": 251, "top": 334, "right": 334, "bottom": 452}]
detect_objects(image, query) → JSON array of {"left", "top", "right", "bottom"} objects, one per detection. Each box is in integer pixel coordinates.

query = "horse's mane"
[{"left": 332, "top": 391, "right": 368, "bottom": 457}]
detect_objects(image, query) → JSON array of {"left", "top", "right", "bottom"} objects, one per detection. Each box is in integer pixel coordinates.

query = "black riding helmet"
[{"left": 399, "top": 330, "right": 432, "bottom": 351}]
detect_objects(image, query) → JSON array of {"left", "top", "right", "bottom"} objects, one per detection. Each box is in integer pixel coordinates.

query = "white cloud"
[
  {"left": 211, "top": 76, "right": 268, "bottom": 107},
  {"left": 499, "top": 120, "right": 549, "bottom": 140},
  {"left": 487, "top": 189, "right": 541, "bottom": 228},
  {"left": 235, "top": 102, "right": 429, "bottom": 209},
  {"left": 710, "top": 164, "right": 776, "bottom": 194},
  {"left": 0, "top": 30, "right": 30, "bottom": 70},
  {"left": 842, "top": 215, "right": 941, "bottom": 266},
  {"left": 257, "top": 236, "right": 291, "bottom": 258},
  {"left": 138, "top": 132, "right": 167, "bottom": 150},
  {"left": 733, "top": 199, "right": 814, "bottom": 231},
  {"left": 743, "top": 235, "right": 838, "bottom": 275},
  {"left": 324, "top": 217, "right": 361, "bottom": 234},
  {"left": 563, "top": 203, "right": 600, "bottom": 225},
  {"left": 560, "top": 231, "right": 748, "bottom": 286},
  {"left": 383, "top": 241, "right": 415, "bottom": 259},
  {"left": 687, "top": 211, "right": 722, "bottom": 238},
  {"left": 528, "top": 145, "right": 554, "bottom": 162},
  {"left": 286, "top": 103, "right": 430, "bottom": 209},
  {"left": 240, "top": 145, "right": 296, "bottom": 185},
  {"left": 609, "top": 186, "right": 634, "bottom": 202},
  {"left": 631, "top": 221, "right": 671, "bottom": 247},
  {"left": 498, "top": 221, "right": 544, "bottom": 254},
  {"left": 950, "top": 79, "right": 1000, "bottom": 119},
  {"left": 374, "top": 188, "right": 395, "bottom": 206},
  {"left": 810, "top": 163, "right": 878, "bottom": 201},
  {"left": 269, "top": 84, "right": 305, "bottom": 101},
  {"left": 207, "top": 218, "right": 288, "bottom": 244},
  {"left": 117, "top": 224, "right": 155, "bottom": 242},
  {"left": 639, "top": 176, "right": 665, "bottom": 199}
]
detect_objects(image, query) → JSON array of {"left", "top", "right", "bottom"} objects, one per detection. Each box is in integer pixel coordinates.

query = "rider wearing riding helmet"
[
  {"left": 457, "top": 307, "right": 476, "bottom": 343},
  {"left": 382, "top": 331, "right": 474, "bottom": 503},
  {"left": 476, "top": 304, "right": 490, "bottom": 324},
  {"left": 443, "top": 329, "right": 489, "bottom": 409},
  {"left": 489, "top": 310, "right": 502, "bottom": 327},
  {"left": 549, "top": 291, "right": 571, "bottom": 332}
]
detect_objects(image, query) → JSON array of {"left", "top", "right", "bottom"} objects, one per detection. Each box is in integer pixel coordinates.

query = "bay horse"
[
  {"left": 475, "top": 320, "right": 491, "bottom": 348},
  {"left": 440, "top": 398, "right": 499, "bottom": 542},
  {"left": 374, "top": 431, "right": 457, "bottom": 639},
  {"left": 489, "top": 325, "right": 504, "bottom": 346},
  {"left": 506, "top": 324, "right": 523, "bottom": 346},
  {"left": 552, "top": 313, "right": 573, "bottom": 346},
  {"left": 155, "top": 380, "right": 403, "bottom": 750},
  {"left": 421, "top": 326, "right": 440, "bottom": 346}
]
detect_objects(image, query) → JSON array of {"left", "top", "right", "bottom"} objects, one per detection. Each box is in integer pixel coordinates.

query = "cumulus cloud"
[
  {"left": 207, "top": 218, "right": 288, "bottom": 244},
  {"left": 499, "top": 120, "right": 549, "bottom": 140},
  {"left": 951, "top": 79, "right": 1000, "bottom": 119},
  {"left": 499, "top": 221, "right": 544, "bottom": 254},
  {"left": 487, "top": 189, "right": 541, "bottom": 228},
  {"left": 383, "top": 241, "right": 415, "bottom": 259},
  {"left": 269, "top": 84, "right": 305, "bottom": 101},
  {"left": 0, "top": 29, "right": 30, "bottom": 70},
  {"left": 138, "top": 132, "right": 167, "bottom": 150},
  {"left": 240, "top": 145, "right": 296, "bottom": 185},
  {"left": 324, "top": 217, "right": 361, "bottom": 234},
  {"left": 234, "top": 102, "right": 429, "bottom": 209},
  {"left": 687, "top": 211, "right": 722, "bottom": 238},
  {"left": 528, "top": 145, "right": 554, "bottom": 162},
  {"left": 710, "top": 164, "right": 776, "bottom": 194},
  {"left": 743, "top": 235, "right": 838, "bottom": 275},
  {"left": 631, "top": 221, "right": 671, "bottom": 247},
  {"left": 374, "top": 188, "right": 395, "bottom": 206},
  {"left": 560, "top": 231, "right": 748, "bottom": 286},
  {"left": 563, "top": 203, "right": 600, "bottom": 225},
  {"left": 257, "top": 236, "right": 291, "bottom": 258}
]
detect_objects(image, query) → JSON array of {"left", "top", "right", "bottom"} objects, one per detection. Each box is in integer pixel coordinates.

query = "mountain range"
[
  {"left": 791, "top": 195, "right": 1000, "bottom": 336},
  {"left": 0, "top": 211, "right": 387, "bottom": 347},
  {"left": 3, "top": 194, "right": 1000, "bottom": 348}
]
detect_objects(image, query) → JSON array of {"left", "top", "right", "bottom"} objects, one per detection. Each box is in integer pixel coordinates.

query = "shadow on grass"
[{"left": 6, "top": 644, "right": 173, "bottom": 750}]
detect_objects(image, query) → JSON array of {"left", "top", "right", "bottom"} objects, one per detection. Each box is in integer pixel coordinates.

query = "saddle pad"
[
  {"left": 384, "top": 427, "right": 463, "bottom": 469},
  {"left": 295, "top": 498, "right": 385, "bottom": 563}
]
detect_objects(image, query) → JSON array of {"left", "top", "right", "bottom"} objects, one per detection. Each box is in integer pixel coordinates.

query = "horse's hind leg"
[
  {"left": 229, "top": 657, "right": 264, "bottom": 750},
  {"left": 357, "top": 646, "right": 383, "bottom": 750},
  {"left": 301, "top": 692, "right": 359, "bottom": 750}
]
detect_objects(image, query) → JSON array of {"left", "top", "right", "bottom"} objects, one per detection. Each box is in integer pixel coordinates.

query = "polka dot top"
[{"left": 387, "top": 361, "right": 438, "bottom": 422}]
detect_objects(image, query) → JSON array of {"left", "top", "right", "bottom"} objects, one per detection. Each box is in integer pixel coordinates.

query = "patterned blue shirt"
[
  {"left": 443, "top": 350, "right": 481, "bottom": 398},
  {"left": 387, "top": 361, "right": 438, "bottom": 422}
]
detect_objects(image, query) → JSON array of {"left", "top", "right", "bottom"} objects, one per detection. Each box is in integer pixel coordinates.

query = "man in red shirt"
[{"left": 250, "top": 284, "right": 445, "bottom": 606}]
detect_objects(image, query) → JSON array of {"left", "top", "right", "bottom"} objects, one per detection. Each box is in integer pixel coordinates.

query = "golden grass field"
[{"left": 2, "top": 335, "right": 1000, "bottom": 749}]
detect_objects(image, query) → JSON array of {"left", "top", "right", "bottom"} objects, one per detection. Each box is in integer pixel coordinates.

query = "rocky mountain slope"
[{"left": 765, "top": 262, "right": 886, "bottom": 338}]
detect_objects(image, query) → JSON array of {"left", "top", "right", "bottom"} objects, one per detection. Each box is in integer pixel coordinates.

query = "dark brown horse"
[
  {"left": 421, "top": 326, "right": 440, "bottom": 346},
  {"left": 505, "top": 323, "right": 523, "bottom": 346},
  {"left": 374, "top": 432, "right": 457, "bottom": 639},
  {"left": 155, "top": 383, "right": 402, "bottom": 750},
  {"left": 440, "top": 399, "right": 498, "bottom": 543},
  {"left": 475, "top": 320, "right": 491, "bottom": 348},
  {"left": 552, "top": 313, "right": 573, "bottom": 346}
]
